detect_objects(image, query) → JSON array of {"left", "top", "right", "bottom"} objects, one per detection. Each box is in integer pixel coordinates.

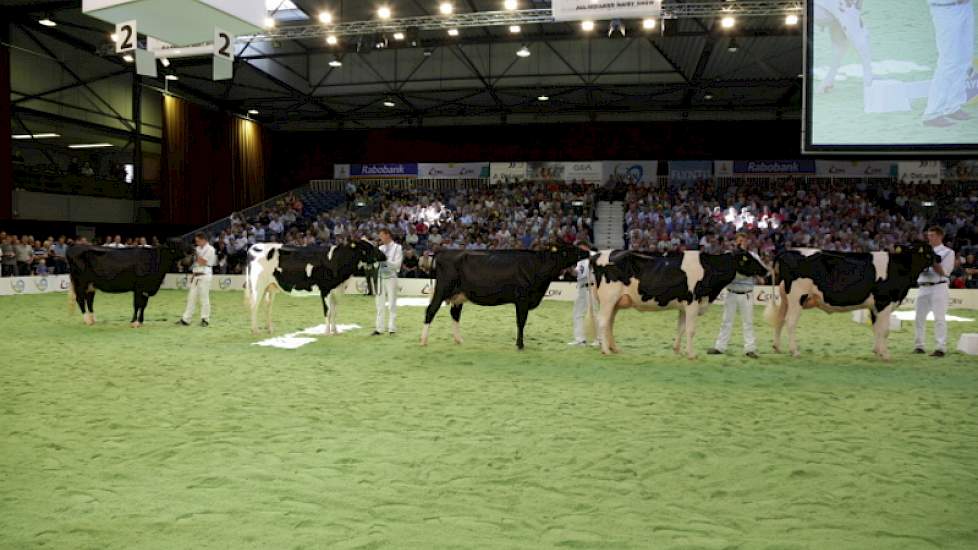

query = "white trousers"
[
  {"left": 923, "top": 2, "right": 975, "bottom": 120},
  {"left": 182, "top": 274, "right": 211, "bottom": 322},
  {"left": 375, "top": 276, "right": 398, "bottom": 333},
  {"left": 915, "top": 285, "right": 949, "bottom": 351},
  {"left": 572, "top": 286, "right": 589, "bottom": 342},
  {"left": 714, "top": 292, "right": 756, "bottom": 353}
]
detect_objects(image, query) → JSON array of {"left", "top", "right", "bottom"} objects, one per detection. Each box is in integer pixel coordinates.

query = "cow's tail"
[
  {"left": 67, "top": 278, "right": 77, "bottom": 316},
  {"left": 244, "top": 251, "right": 256, "bottom": 309},
  {"left": 585, "top": 268, "right": 598, "bottom": 343},
  {"left": 763, "top": 262, "right": 786, "bottom": 327}
]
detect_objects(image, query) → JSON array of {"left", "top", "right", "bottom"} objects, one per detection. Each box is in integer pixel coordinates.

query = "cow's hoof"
[
  {"left": 130, "top": 322, "right": 142, "bottom": 328},
  {"left": 453, "top": 337, "right": 464, "bottom": 345},
  {"left": 687, "top": 354, "right": 698, "bottom": 361},
  {"left": 84, "top": 316, "right": 95, "bottom": 326},
  {"left": 419, "top": 340, "right": 428, "bottom": 347},
  {"left": 772, "top": 346, "right": 781, "bottom": 354},
  {"left": 791, "top": 351, "right": 801, "bottom": 358}
]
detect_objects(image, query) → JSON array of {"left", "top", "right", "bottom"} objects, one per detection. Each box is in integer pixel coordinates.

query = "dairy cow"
[{"left": 589, "top": 250, "right": 770, "bottom": 359}]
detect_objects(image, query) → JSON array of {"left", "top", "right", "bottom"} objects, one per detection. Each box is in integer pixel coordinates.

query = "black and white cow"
[
  {"left": 420, "top": 245, "right": 588, "bottom": 349},
  {"left": 590, "top": 250, "right": 770, "bottom": 359},
  {"left": 765, "top": 244, "right": 936, "bottom": 360},
  {"left": 245, "top": 240, "right": 385, "bottom": 335},
  {"left": 67, "top": 241, "right": 191, "bottom": 327}
]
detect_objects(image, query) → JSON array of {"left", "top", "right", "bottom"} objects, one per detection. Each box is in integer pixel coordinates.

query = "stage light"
[
  {"left": 447, "top": 28, "right": 459, "bottom": 36},
  {"left": 165, "top": 74, "right": 178, "bottom": 81},
  {"left": 516, "top": 45, "right": 530, "bottom": 58},
  {"left": 383, "top": 99, "right": 396, "bottom": 107},
  {"left": 39, "top": 18, "right": 56, "bottom": 27},
  {"left": 721, "top": 16, "right": 735, "bottom": 29},
  {"left": 581, "top": 20, "right": 594, "bottom": 32},
  {"left": 12, "top": 133, "right": 60, "bottom": 139},
  {"left": 704, "top": 93, "right": 714, "bottom": 100},
  {"left": 160, "top": 58, "right": 170, "bottom": 67},
  {"left": 378, "top": 6, "right": 391, "bottom": 19},
  {"left": 439, "top": 2, "right": 453, "bottom": 15},
  {"left": 504, "top": 0, "right": 517, "bottom": 10},
  {"left": 642, "top": 18, "right": 656, "bottom": 30},
  {"left": 393, "top": 32, "right": 405, "bottom": 40},
  {"left": 248, "top": 109, "right": 260, "bottom": 115},
  {"left": 509, "top": 25, "right": 521, "bottom": 33},
  {"left": 319, "top": 11, "right": 333, "bottom": 24},
  {"left": 785, "top": 14, "right": 799, "bottom": 26},
  {"left": 123, "top": 54, "right": 134, "bottom": 62},
  {"left": 537, "top": 95, "right": 549, "bottom": 101},
  {"left": 68, "top": 143, "right": 113, "bottom": 149},
  {"left": 326, "top": 35, "right": 338, "bottom": 45},
  {"left": 329, "top": 59, "right": 342, "bottom": 67},
  {"left": 264, "top": 17, "right": 275, "bottom": 28}
]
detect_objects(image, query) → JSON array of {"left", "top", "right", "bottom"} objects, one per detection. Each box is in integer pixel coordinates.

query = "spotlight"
[
  {"left": 383, "top": 99, "right": 396, "bottom": 107},
  {"left": 264, "top": 17, "right": 275, "bottom": 28},
  {"left": 439, "top": 2, "right": 453, "bottom": 15},
  {"left": 516, "top": 45, "right": 530, "bottom": 58},
  {"left": 248, "top": 109, "right": 259, "bottom": 115},
  {"left": 728, "top": 38, "right": 739, "bottom": 53},
  {"left": 378, "top": 6, "right": 391, "bottom": 19},
  {"left": 642, "top": 18, "right": 656, "bottom": 30},
  {"left": 447, "top": 28, "right": 459, "bottom": 37},
  {"left": 785, "top": 14, "right": 799, "bottom": 26},
  {"left": 509, "top": 25, "right": 521, "bottom": 33},
  {"left": 319, "top": 11, "right": 333, "bottom": 24},
  {"left": 39, "top": 18, "right": 56, "bottom": 27},
  {"left": 721, "top": 16, "right": 735, "bottom": 29},
  {"left": 110, "top": 32, "right": 118, "bottom": 42},
  {"left": 326, "top": 35, "right": 338, "bottom": 45},
  {"left": 160, "top": 58, "right": 170, "bottom": 67},
  {"left": 123, "top": 54, "right": 134, "bottom": 62},
  {"left": 165, "top": 74, "right": 178, "bottom": 81},
  {"left": 537, "top": 95, "right": 549, "bottom": 101},
  {"left": 504, "top": 0, "right": 517, "bottom": 9},
  {"left": 393, "top": 32, "right": 405, "bottom": 40},
  {"left": 329, "top": 59, "right": 342, "bottom": 67},
  {"left": 704, "top": 93, "right": 714, "bottom": 100},
  {"left": 581, "top": 20, "right": 594, "bottom": 32}
]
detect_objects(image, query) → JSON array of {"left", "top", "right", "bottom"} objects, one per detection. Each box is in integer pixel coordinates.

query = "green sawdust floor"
[{"left": 1, "top": 291, "right": 977, "bottom": 549}]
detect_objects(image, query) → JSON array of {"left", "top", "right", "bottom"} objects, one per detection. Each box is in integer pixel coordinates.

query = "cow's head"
[
  {"left": 351, "top": 238, "right": 386, "bottom": 270},
  {"left": 547, "top": 242, "right": 590, "bottom": 268},
  {"left": 733, "top": 250, "right": 770, "bottom": 278},
  {"left": 163, "top": 238, "right": 195, "bottom": 269},
  {"left": 894, "top": 241, "right": 937, "bottom": 277}
]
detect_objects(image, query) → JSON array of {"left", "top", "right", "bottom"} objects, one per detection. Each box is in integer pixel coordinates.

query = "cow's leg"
[
  {"left": 785, "top": 300, "right": 804, "bottom": 358},
  {"left": 673, "top": 309, "right": 687, "bottom": 354},
  {"left": 138, "top": 293, "right": 148, "bottom": 325},
  {"left": 515, "top": 301, "right": 530, "bottom": 350},
  {"left": 421, "top": 287, "right": 447, "bottom": 346},
  {"left": 73, "top": 281, "right": 88, "bottom": 321},
  {"left": 606, "top": 307, "right": 621, "bottom": 354},
  {"left": 264, "top": 289, "right": 276, "bottom": 334},
  {"left": 684, "top": 302, "right": 700, "bottom": 360},
  {"left": 874, "top": 304, "right": 895, "bottom": 361},
  {"left": 320, "top": 288, "right": 331, "bottom": 334},
  {"left": 327, "top": 290, "right": 338, "bottom": 335},
  {"left": 450, "top": 304, "right": 464, "bottom": 344},
  {"left": 130, "top": 292, "right": 142, "bottom": 328},
  {"left": 771, "top": 285, "right": 788, "bottom": 353},
  {"left": 818, "top": 22, "right": 847, "bottom": 93},
  {"left": 85, "top": 290, "right": 96, "bottom": 325},
  {"left": 596, "top": 300, "right": 618, "bottom": 355}
]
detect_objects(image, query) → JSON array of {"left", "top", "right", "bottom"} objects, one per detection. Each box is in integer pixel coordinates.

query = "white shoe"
[{"left": 567, "top": 340, "right": 587, "bottom": 346}]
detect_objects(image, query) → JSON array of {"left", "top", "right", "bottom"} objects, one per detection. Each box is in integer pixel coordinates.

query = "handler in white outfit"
[
  {"left": 923, "top": 0, "right": 975, "bottom": 126},
  {"left": 374, "top": 229, "right": 403, "bottom": 335},
  {"left": 708, "top": 233, "right": 758, "bottom": 358},
  {"left": 915, "top": 226, "right": 956, "bottom": 356},
  {"left": 569, "top": 241, "right": 595, "bottom": 346},
  {"left": 180, "top": 232, "right": 216, "bottom": 327}
]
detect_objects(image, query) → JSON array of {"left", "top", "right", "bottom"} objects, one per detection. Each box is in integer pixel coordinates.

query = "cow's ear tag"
[{"left": 895, "top": 246, "right": 902, "bottom": 254}]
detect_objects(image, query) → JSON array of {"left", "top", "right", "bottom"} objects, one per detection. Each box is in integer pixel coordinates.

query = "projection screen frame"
[{"left": 802, "top": 1, "right": 978, "bottom": 155}]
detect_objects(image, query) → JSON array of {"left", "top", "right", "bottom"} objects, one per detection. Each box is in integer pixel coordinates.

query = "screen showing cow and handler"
[{"left": 806, "top": 0, "right": 978, "bottom": 151}]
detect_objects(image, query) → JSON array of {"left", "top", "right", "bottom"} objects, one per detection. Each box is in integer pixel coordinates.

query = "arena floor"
[{"left": 2, "top": 291, "right": 977, "bottom": 549}]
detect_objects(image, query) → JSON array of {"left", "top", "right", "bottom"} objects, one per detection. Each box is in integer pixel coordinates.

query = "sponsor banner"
[
  {"left": 816, "top": 161, "right": 897, "bottom": 177},
  {"left": 668, "top": 160, "right": 713, "bottom": 183},
  {"left": 898, "top": 161, "right": 942, "bottom": 184},
  {"left": 159, "top": 274, "right": 247, "bottom": 291},
  {"left": 527, "top": 162, "right": 566, "bottom": 181},
  {"left": 350, "top": 163, "right": 418, "bottom": 178},
  {"left": 714, "top": 160, "right": 734, "bottom": 177},
  {"left": 561, "top": 162, "right": 604, "bottom": 184},
  {"left": 334, "top": 164, "right": 351, "bottom": 179},
  {"left": 602, "top": 161, "right": 658, "bottom": 184},
  {"left": 418, "top": 162, "right": 490, "bottom": 179},
  {"left": 944, "top": 160, "right": 978, "bottom": 179},
  {"left": 732, "top": 160, "right": 816, "bottom": 175},
  {"left": 489, "top": 162, "right": 528, "bottom": 184},
  {"left": 552, "top": 0, "right": 662, "bottom": 21},
  {"left": 721, "top": 286, "right": 978, "bottom": 311},
  {"left": 0, "top": 275, "right": 72, "bottom": 295},
  {"left": 342, "top": 277, "right": 579, "bottom": 302}
]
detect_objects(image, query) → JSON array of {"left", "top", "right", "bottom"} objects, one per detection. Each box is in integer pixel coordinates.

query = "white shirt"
[
  {"left": 379, "top": 241, "right": 403, "bottom": 278},
  {"left": 192, "top": 243, "right": 217, "bottom": 275},
  {"left": 918, "top": 244, "right": 955, "bottom": 284}
]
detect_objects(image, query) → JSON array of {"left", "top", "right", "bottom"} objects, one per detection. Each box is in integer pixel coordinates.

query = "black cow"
[
  {"left": 67, "top": 241, "right": 191, "bottom": 327},
  {"left": 765, "top": 244, "right": 936, "bottom": 360},
  {"left": 590, "top": 249, "right": 770, "bottom": 359},
  {"left": 420, "top": 245, "right": 588, "bottom": 349},
  {"left": 245, "top": 240, "right": 385, "bottom": 334}
]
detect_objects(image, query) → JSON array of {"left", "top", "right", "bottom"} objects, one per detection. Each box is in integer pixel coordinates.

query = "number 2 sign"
[
  {"left": 115, "top": 20, "right": 136, "bottom": 53},
  {"left": 214, "top": 28, "right": 234, "bottom": 60}
]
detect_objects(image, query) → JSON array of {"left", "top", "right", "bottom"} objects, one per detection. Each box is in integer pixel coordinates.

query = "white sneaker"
[{"left": 567, "top": 340, "right": 587, "bottom": 346}]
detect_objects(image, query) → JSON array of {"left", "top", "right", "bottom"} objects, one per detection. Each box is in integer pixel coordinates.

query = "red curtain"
[{"left": 162, "top": 95, "right": 265, "bottom": 226}]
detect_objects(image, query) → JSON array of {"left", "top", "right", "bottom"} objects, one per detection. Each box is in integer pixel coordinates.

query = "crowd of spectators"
[{"left": 0, "top": 232, "right": 159, "bottom": 277}]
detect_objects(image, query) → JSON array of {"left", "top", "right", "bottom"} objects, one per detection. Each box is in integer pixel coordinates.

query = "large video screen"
[{"left": 805, "top": 0, "right": 978, "bottom": 152}]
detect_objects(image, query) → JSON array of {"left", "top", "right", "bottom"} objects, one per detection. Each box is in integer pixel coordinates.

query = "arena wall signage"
[
  {"left": 944, "top": 160, "right": 978, "bottom": 179},
  {"left": 732, "top": 160, "right": 817, "bottom": 175},
  {"left": 551, "top": 0, "right": 662, "bottom": 21},
  {"left": 418, "top": 163, "right": 491, "bottom": 179},
  {"left": 561, "top": 162, "right": 604, "bottom": 184},
  {"left": 489, "top": 162, "right": 528, "bottom": 184},
  {"left": 526, "top": 162, "right": 566, "bottom": 181},
  {"left": 334, "top": 164, "right": 351, "bottom": 179},
  {"left": 349, "top": 164, "right": 418, "bottom": 178},
  {"left": 815, "top": 161, "right": 897, "bottom": 178},
  {"left": 897, "top": 161, "right": 942, "bottom": 184},
  {"left": 602, "top": 161, "right": 658, "bottom": 184},
  {"left": 668, "top": 160, "right": 713, "bottom": 183}
]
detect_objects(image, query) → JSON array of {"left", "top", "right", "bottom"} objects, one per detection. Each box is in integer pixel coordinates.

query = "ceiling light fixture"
[
  {"left": 785, "top": 14, "right": 799, "bottom": 26},
  {"left": 248, "top": 109, "right": 260, "bottom": 115},
  {"left": 537, "top": 95, "right": 549, "bottom": 101},
  {"left": 378, "top": 6, "right": 392, "bottom": 19},
  {"left": 581, "top": 20, "right": 594, "bottom": 32},
  {"left": 439, "top": 2, "right": 453, "bottom": 15},
  {"left": 509, "top": 25, "right": 521, "bottom": 33},
  {"left": 516, "top": 45, "right": 530, "bottom": 58},
  {"left": 721, "top": 16, "right": 735, "bottom": 29},
  {"left": 12, "top": 133, "right": 61, "bottom": 140},
  {"left": 326, "top": 35, "right": 338, "bottom": 45},
  {"left": 329, "top": 59, "right": 342, "bottom": 67},
  {"left": 39, "top": 18, "right": 57, "bottom": 27},
  {"left": 68, "top": 143, "right": 114, "bottom": 149},
  {"left": 319, "top": 11, "right": 333, "bottom": 24},
  {"left": 504, "top": 0, "right": 517, "bottom": 10},
  {"left": 447, "top": 28, "right": 459, "bottom": 36},
  {"left": 642, "top": 18, "right": 656, "bottom": 30}
]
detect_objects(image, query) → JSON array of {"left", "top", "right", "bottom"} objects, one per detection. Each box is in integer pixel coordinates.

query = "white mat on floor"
[
  {"left": 893, "top": 311, "right": 974, "bottom": 323},
  {"left": 252, "top": 324, "right": 362, "bottom": 349}
]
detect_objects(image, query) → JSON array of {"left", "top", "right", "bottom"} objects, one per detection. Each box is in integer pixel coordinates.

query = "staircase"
[{"left": 593, "top": 200, "right": 625, "bottom": 250}]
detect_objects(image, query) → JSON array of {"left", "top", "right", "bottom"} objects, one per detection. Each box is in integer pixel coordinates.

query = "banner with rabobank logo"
[
  {"left": 561, "top": 162, "right": 603, "bottom": 184},
  {"left": 602, "top": 161, "right": 658, "bottom": 184},
  {"left": 418, "top": 163, "right": 490, "bottom": 179},
  {"left": 898, "top": 161, "right": 942, "bottom": 184},
  {"left": 816, "top": 161, "right": 897, "bottom": 177},
  {"left": 350, "top": 163, "right": 418, "bottom": 178},
  {"left": 732, "top": 160, "right": 817, "bottom": 175},
  {"left": 668, "top": 160, "right": 713, "bottom": 183},
  {"left": 551, "top": 0, "right": 662, "bottom": 21}
]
